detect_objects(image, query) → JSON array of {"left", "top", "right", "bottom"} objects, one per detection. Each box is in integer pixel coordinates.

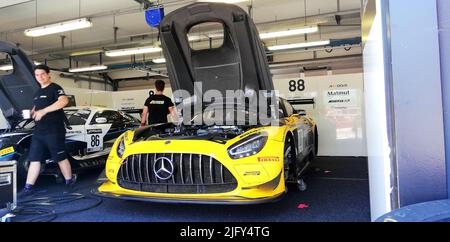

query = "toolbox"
[{"left": 0, "top": 161, "right": 16, "bottom": 211}]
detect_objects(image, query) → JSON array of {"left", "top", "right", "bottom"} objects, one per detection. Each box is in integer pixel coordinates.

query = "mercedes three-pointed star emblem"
[{"left": 153, "top": 156, "right": 174, "bottom": 180}]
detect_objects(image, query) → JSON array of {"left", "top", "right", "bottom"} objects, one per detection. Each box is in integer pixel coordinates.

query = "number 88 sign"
[{"left": 289, "top": 79, "right": 305, "bottom": 92}]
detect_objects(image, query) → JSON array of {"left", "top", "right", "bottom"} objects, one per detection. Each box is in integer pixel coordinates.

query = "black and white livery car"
[{"left": 0, "top": 106, "right": 140, "bottom": 180}]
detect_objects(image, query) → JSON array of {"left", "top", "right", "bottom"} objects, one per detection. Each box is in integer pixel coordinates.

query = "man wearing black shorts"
[
  {"left": 141, "top": 80, "right": 178, "bottom": 126},
  {"left": 19, "top": 64, "right": 74, "bottom": 197}
]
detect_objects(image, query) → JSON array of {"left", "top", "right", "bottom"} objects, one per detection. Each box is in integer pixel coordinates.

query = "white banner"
[{"left": 274, "top": 73, "right": 366, "bottom": 157}]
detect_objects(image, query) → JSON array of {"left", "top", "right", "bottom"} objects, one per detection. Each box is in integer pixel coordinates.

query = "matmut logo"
[{"left": 258, "top": 156, "right": 280, "bottom": 162}]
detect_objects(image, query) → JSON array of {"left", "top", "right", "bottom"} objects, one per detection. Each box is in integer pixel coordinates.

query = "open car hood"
[
  {"left": 0, "top": 41, "right": 39, "bottom": 126},
  {"left": 159, "top": 2, "right": 274, "bottom": 102}
]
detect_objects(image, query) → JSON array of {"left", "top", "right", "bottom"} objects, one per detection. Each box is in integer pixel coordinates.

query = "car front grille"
[{"left": 117, "top": 153, "right": 238, "bottom": 194}]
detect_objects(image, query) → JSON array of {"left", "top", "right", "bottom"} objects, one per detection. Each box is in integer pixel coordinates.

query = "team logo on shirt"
[
  {"left": 150, "top": 100, "right": 165, "bottom": 105},
  {"left": 57, "top": 89, "right": 65, "bottom": 95}
]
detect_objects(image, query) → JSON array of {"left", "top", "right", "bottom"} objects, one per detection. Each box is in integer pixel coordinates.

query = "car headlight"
[
  {"left": 116, "top": 136, "right": 125, "bottom": 158},
  {"left": 228, "top": 133, "right": 268, "bottom": 159}
]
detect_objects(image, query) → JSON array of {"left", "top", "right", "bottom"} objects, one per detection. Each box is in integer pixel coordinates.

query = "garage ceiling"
[{"left": 0, "top": 0, "right": 362, "bottom": 77}]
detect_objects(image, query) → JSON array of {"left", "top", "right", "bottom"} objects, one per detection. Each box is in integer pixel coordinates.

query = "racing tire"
[{"left": 283, "top": 135, "right": 296, "bottom": 183}]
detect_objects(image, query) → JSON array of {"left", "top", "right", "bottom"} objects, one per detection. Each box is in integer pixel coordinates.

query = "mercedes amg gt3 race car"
[
  {"left": 0, "top": 41, "right": 140, "bottom": 180},
  {"left": 95, "top": 2, "right": 318, "bottom": 204}
]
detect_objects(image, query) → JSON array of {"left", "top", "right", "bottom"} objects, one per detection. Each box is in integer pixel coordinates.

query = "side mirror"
[
  {"left": 295, "top": 110, "right": 307, "bottom": 116},
  {"left": 95, "top": 117, "right": 107, "bottom": 124}
]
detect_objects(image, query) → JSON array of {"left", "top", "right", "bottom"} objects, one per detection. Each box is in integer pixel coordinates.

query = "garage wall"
[
  {"left": 64, "top": 87, "right": 112, "bottom": 108},
  {"left": 273, "top": 72, "right": 366, "bottom": 157},
  {"left": 113, "top": 73, "right": 368, "bottom": 157},
  {"left": 118, "top": 79, "right": 172, "bottom": 92},
  {"left": 51, "top": 71, "right": 113, "bottom": 91},
  {"left": 110, "top": 88, "right": 173, "bottom": 110}
]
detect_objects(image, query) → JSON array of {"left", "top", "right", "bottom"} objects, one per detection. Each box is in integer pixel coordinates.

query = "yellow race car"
[{"left": 94, "top": 2, "right": 318, "bottom": 204}]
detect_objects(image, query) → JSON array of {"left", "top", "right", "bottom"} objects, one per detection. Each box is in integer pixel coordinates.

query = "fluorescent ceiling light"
[
  {"left": 0, "top": 65, "right": 13, "bottom": 71},
  {"left": 69, "top": 65, "right": 108, "bottom": 73},
  {"left": 152, "top": 58, "right": 166, "bottom": 64},
  {"left": 188, "top": 26, "right": 317, "bottom": 42},
  {"left": 71, "top": 49, "right": 103, "bottom": 57},
  {"left": 260, "top": 26, "right": 319, "bottom": 40},
  {"left": 24, "top": 18, "right": 93, "bottom": 37},
  {"left": 34, "top": 61, "right": 41, "bottom": 65},
  {"left": 268, "top": 40, "right": 330, "bottom": 51},
  {"left": 105, "top": 46, "right": 162, "bottom": 57},
  {"left": 187, "top": 35, "right": 201, "bottom": 42},
  {"left": 197, "top": 0, "right": 249, "bottom": 3}
]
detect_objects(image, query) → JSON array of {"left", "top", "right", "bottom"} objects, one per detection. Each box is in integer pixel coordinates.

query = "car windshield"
[
  {"left": 64, "top": 109, "right": 91, "bottom": 126},
  {"left": 188, "top": 105, "right": 272, "bottom": 126}
]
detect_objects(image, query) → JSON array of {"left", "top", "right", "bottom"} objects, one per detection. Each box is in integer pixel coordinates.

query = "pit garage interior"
[{"left": 0, "top": 0, "right": 449, "bottom": 222}]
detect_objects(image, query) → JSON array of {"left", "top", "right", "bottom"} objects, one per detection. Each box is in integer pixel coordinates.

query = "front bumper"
[
  {"left": 98, "top": 137, "right": 286, "bottom": 204},
  {"left": 92, "top": 183, "right": 286, "bottom": 205},
  {"left": 93, "top": 167, "right": 286, "bottom": 205}
]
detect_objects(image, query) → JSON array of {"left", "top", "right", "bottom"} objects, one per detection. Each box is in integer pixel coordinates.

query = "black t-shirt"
[
  {"left": 144, "top": 95, "right": 174, "bottom": 124},
  {"left": 33, "top": 82, "right": 66, "bottom": 135}
]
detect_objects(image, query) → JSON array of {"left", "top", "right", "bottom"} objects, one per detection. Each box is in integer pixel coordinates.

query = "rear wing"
[{"left": 287, "top": 98, "right": 315, "bottom": 108}]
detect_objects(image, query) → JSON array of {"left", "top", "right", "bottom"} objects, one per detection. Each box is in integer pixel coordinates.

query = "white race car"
[{"left": 1, "top": 106, "right": 140, "bottom": 180}]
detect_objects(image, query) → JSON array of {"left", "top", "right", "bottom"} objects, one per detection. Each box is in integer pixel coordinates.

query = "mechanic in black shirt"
[
  {"left": 141, "top": 80, "right": 178, "bottom": 126},
  {"left": 19, "top": 64, "right": 74, "bottom": 197}
]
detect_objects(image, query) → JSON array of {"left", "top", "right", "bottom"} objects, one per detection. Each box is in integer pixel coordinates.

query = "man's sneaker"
[
  {"left": 63, "top": 174, "right": 78, "bottom": 194},
  {"left": 17, "top": 187, "right": 36, "bottom": 200}
]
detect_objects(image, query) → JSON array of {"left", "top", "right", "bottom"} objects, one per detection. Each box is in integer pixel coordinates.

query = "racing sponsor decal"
[
  {"left": 239, "top": 129, "right": 261, "bottom": 139},
  {"left": 66, "top": 130, "right": 82, "bottom": 134},
  {"left": 257, "top": 156, "right": 280, "bottom": 162},
  {"left": 150, "top": 100, "right": 165, "bottom": 105},
  {"left": 244, "top": 171, "right": 261, "bottom": 176},
  {"left": 325, "top": 89, "right": 358, "bottom": 108},
  {"left": 87, "top": 129, "right": 103, "bottom": 134},
  {"left": 0, "top": 147, "right": 15, "bottom": 157}
]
